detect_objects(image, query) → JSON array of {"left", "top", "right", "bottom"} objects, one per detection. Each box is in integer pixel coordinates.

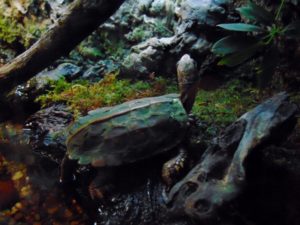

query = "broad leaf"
[
  {"left": 212, "top": 35, "right": 259, "bottom": 55},
  {"left": 258, "top": 46, "right": 279, "bottom": 88},
  {"left": 217, "top": 23, "right": 264, "bottom": 32},
  {"left": 218, "top": 43, "right": 262, "bottom": 67},
  {"left": 284, "top": 20, "right": 300, "bottom": 38},
  {"left": 237, "top": 2, "right": 273, "bottom": 25}
]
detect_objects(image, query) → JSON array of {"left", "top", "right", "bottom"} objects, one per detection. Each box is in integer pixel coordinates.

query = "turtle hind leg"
[
  {"left": 88, "top": 167, "right": 116, "bottom": 200},
  {"left": 60, "top": 155, "right": 78, "bottom": 184},
  {"left": 162, "top": 147, "right": 189, "bottom": 190}
]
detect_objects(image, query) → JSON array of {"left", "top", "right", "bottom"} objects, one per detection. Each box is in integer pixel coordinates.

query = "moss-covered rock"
[
  {"left": 36, "top": 73, "right": 177, "bottom": 116},
  {"left": 0, "top": 0, "right": 50, "bottom": 49}
]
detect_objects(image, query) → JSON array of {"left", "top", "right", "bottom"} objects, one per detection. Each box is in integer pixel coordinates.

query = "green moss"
[
  {"left": 21, "top": 17, "right": 48, "bottom": 48},
  {"left": 126, "top": 21, "right": 173, "bottom": 43},
  {"left": 0, "top": 16, "right": 21, "bottom": 45},
  {"left": 153, "top": 20, "right": 173, "bottom": 37},
  {"left": 126, "top": 26, "right": 153, "bottom": 43},
  {"left": 77, "top": 46, "right": 104, "bottom": 59},
  {"left": 0, "top": 7, "right": 48, "bottom": 48},
  {"left": 74, "top": 32, "right": 128, "bottom": 61},
  {"left": 37, "top": 73, "right": 259, "bottom": 126},
  {"left": 36, "top": 73, "right": 176, "bottom": 116},
  {"left": 192, "top": 80, "right": 260, "bottom": 126}
]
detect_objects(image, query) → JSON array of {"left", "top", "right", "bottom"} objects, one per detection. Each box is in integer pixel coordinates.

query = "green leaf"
[
  {"left": 237, "top": 2, "right": 273, "bottom": 25},
  {"left": 218, "top": 43, "right": 262, "bottom": 67},
  {"left": 284, "top": 20, "right": 300, "bottom": 38},
  {"left": 217, "top": 23, "right": 264, "bottom": 32},
  {"left": 212, "top": 35, "right": 259, "bottom": 55},
  {"left": 258, "top": 46, "right": 279, "bottom": 88}
]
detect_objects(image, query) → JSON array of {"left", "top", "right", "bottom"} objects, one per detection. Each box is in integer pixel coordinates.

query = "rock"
[
  {"left": 82, "top": 64, "right": 104, "bottom": 82},
  {"left": 122, "top": 43, "right": 164, "bottom": 77},
  {"left": 82, "top": 59, "right": 120, "bottom": 82},
  {"left": 176, "top": 0, "right": 226, "bottom": 26},
  {"left": 23, "top": 104, "right": 73, "bottom": 164},
  {"left": 121, "top": 0, "right": 229, "bottom": 78},
  {"left": 166, "top": 92, "right": 298, "bottom": 221},
  {"left": 138, "top": 0, "right": 153, "bottom": 12},
  {"left": 4, "top": 63, "right": 81, "bottom": 121},
  {"left": 47, "top": 0, "right": 71, "bottom": 21},
  {"left": 121, "top": 37, "right": 177, "bottom": 77},
  {"left": 34, "top": 63, "right": 82, "bottom": 82},
  {"left": 0, "top": 45, "right": 17, "bottom": 64},
  {"left": 150, "top": 0, "right": 166, "bottom": 16}
]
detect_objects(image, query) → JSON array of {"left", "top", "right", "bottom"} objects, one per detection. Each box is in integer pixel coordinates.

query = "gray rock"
[
  {"left": 176, "top": 0, "right": 226, "bottom": 26},
  {"left": 122, "top": 37, "right": 175, "bottom": 77},
  {"left": 120, "top": 0, "right": 229, "bottom": 78},
  {"left": 82, "top": 60, "right": 120, "bottom": 82},
  {"left": 138, "top": 0, "right": 153, "bottom": 12},
  {"left": 24, "top": 104, "right": 73, "bottom": 163},
  {"left": 10, "top": 63, "right": 81, "bottom": 98},
  {"left": 150, "top": 0, "right": 166, "bottom": 16},
  {"left": 5, "top": 63, "right": 81, "bottom": 119},
  {"left": 0, "top": 45, "right": 17, "bottom": 64}
]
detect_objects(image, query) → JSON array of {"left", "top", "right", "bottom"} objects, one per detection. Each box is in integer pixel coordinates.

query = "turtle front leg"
[
  {"left": 60, "top": 155, "right": 78, "bottom": 184},
  {"left": 89, "top": 168, "right": 116, "bottom": 200},
  {"left": 162, "top": 147, "right": 189, "bottom": 189}
]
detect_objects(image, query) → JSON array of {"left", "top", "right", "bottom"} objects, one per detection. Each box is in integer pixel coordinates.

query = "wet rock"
[
  {"left": 4, "top": 63, "right": 81, "bottom": 121},
  {"left": 36, "top": 62, "right": 81, "bottom": 81},
  {"left": 24, "top": 104, "right": 73, "bottom": 164},
  {"left": 83, "top": 60, "right": 120, "bottom": 82}
]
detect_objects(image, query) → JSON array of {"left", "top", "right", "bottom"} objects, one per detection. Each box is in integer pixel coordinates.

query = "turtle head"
[{"left": 177, "top": 54, "right": 199, "bottom": 113}]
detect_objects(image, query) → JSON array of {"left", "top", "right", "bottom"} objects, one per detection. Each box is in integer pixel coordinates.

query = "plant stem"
[{"left": 275, "top": 0, "right": 285, "bottom": 21}]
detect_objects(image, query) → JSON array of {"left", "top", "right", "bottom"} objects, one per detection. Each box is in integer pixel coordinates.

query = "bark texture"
[{"left": 0, "top": 0, "right": 125, "bottom": 92}]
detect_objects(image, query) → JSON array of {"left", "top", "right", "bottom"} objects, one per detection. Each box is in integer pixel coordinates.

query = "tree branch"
[{"left": 0, "top": 0, "right": 125, "bottom": 92}]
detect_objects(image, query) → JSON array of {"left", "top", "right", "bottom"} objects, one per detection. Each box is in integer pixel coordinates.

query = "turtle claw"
[{"left": 162, "top": 147, "right": 189, "bottom": 188}]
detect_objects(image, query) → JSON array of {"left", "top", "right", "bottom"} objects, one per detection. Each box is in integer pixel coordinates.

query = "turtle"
[{"left": 60, "top": 54, "right": 199, "bottom": 199}]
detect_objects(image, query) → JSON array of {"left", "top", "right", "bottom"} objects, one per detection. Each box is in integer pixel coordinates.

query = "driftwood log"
[
  {"left": 0, "top": 0, "right": 125, "bottom": 92},
  {"left": 166, "top": 92, "right": 297, "bottom": 222}
]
